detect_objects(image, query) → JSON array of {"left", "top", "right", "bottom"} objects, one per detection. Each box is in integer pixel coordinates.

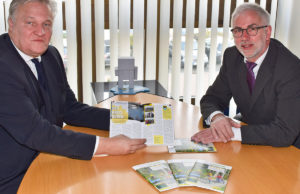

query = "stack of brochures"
[{"left": 132, "top": 159, "right": 232, "bottom": 193}]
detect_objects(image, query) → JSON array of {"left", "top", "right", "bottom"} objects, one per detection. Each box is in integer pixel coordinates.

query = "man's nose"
[
  {"left": 241, "top": 29, "right": 250, "bottom": 40},
  {"left": 35, "top": 25, "right": 45, "bottom": 35}
]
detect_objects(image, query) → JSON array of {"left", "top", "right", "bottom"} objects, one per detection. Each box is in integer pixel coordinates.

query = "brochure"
[
  {"left": 187, "top": 160, "right": 232, "bottom": 193},
  {"left": 133, "top": 159, "right": 232, "bottom": 193},
  {"left": 167, "top": 159, "right": 196, "bottom": 187},
  {"left": 132, "top": 160, "right": 179, "bottom": 192},
  {"left": 168, "top": 138, "right": 217, "bottom": 153},
  {"left": 110, "top": 101, "right": 174, "bottom": 145}
]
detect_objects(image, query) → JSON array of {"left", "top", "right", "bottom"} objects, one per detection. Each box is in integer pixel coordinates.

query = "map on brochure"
[
  {"left": 133, "top": 159, "right": 232, "bottom": 193},
  {"left": 167, "top": 159, "right": 196, "bottom": 187},
  {"left": 187, "top": 160, "right": 232, "bottom": 193},
  {"left": 110, "top": 101, "right": 174, "bottom": 145},
  {"left": 168, "top": 138, "right": 217, "bottom": 153},
  {"left": 132, "top": 160, "right": 179, "bottom": 192}
]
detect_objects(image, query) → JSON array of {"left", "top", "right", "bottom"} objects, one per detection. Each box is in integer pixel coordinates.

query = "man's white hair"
[
  {"left": 231, "top": 3, "right": 270, "bottom": 27},
  {"left": 8, "top": 0, "right": 57, "bottom": 22}
]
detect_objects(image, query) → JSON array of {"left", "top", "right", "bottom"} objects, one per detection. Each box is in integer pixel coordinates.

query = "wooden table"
[{"left": 18, "top": 93, "right": 300, "bottom": 194}]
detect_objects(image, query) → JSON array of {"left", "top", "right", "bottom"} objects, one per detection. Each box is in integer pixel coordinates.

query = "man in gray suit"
[
  {"left": 191, "top": 3, "right": 300, "bottom": 148},
  {"left": 0, "top": 0, "right": 146, "bottom": 193}
]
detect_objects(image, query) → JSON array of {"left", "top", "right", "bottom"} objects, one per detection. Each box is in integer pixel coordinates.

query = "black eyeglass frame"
[{"left": 231, "top": 25, "right": 268, "bottom": 38}]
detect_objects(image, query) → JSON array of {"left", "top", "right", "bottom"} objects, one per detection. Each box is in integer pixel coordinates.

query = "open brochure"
[
  {"left": 132, "top": 160, "right": 179, "bottom": 192},
  {"left": 110, "top": 101, "right": 174, "bottom": 145},
  {"left": 168, "top": 138, "right": 217, "bottom": 153},
  {"left": 133, "top": 159, "right": 232, "bottom": 193}
]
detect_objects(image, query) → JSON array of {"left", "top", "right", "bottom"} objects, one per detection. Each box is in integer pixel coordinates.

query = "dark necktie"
[
  {"left": 31, "top": 58, "right": 47, "bottom": 89},
  {"left": 246, "top": 61, "right": 257, "bottom": 94}
]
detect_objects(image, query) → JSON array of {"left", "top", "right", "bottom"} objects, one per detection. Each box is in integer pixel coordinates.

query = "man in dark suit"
[
  {"left": 191, "top": 3, "right": 300, "bottom": 148},
  {"left": 0, "top": 0, "right": 146, "bottom": 193}
]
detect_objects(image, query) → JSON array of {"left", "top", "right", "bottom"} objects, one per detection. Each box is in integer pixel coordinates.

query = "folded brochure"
[{"left": 168, "top": 138, "right": 216, "bottom": 153}]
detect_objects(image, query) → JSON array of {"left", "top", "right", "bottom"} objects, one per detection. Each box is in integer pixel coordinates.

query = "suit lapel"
[
  {"left": 4, "top": 34, "right": 44, "bottom": 110},
  {"left": 238, "top": 59, "right": 252, "bottom": 98},
  {"left": 229, "top": 54, "right": 251, "bottom": 111},
  {"left": 249, "top": 41, "right": 277, "bottom": 110},
  {"left": 41, "top": 52, "right": 63, "bottom": 120},
  {"left": 4, "top": 34, "right": 58, "bottom": 122}
]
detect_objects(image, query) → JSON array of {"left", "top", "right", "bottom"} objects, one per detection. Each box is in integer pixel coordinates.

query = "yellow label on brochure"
[
  {"left": 111, "top": 104, "right": 128, "bottom": 124},
  {"left": 162, "top": 106, "right": 172, "bottom": 120},
  {"left": 153, "top": 135, "right": 164, "bottom": 144}
]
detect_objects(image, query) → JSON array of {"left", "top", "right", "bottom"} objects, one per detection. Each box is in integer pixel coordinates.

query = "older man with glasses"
[{"left": 191, "top": 3, "right": 300, "bottom": 149}]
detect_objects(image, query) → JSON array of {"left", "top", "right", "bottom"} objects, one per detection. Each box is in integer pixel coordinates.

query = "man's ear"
[
  {"left": 265, "top": 25, "right": 272, "bottom": 40},
  {"left": 8, "top": 18, "right": 14, "bottom": 31}
]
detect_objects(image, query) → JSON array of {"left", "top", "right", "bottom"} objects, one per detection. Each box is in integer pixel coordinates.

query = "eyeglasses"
[{"left": 231, "top": 25, "right": 268, "bottom": 38}]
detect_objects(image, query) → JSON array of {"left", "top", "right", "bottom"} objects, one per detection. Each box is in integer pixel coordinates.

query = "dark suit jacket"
[
  {"left": 0, "top": 33, "right": 110, "bottom": 193},
  {"left": 201, "top": 39, "right": 300, "bottom": 148}
]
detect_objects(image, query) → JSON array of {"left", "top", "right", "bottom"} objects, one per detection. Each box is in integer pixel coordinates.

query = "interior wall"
[
  {"left": 287, "top": 0, "right": 300, "bottom": 58},
  {"left": 275, "top": 0, "right": 300, "bottom": 58}
]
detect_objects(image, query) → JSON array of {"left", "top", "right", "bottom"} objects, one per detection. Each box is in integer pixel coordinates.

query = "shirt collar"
[{"left": 10, "top": 39, "right": 42, "bottom": 63}]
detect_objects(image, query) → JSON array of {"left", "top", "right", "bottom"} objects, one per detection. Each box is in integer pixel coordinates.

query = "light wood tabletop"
[{"left": 18, "top": 93, "right": 300, "bottom": 194}]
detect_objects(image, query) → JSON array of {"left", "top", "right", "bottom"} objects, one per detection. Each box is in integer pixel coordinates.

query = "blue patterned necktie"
[
  {"left": 246, "top": 61, "right": 257, "bottom": 94},
  {"left": 31, "top": 58, "right": 47, "bottom": 89}
]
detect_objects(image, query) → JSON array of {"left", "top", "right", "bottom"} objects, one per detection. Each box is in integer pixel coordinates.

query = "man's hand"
[
  {"left": 191, "top": 113, "right": 241, "bottom": 144},
  {"left": 209, "top": 113, "right": 241, "bottom": 143},
  {"left": 95, "top": 135, "right": 146, "bottom": 156},
  {"left": 191, "top": 128, "right": 223, "bottom": 144}
]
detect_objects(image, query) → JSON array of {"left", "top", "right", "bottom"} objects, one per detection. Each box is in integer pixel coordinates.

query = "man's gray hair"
[
  {"left": 231, "top": 3, "right": 270, "bottom": 27},
  {"left": 8, "top": 0, "right": 57, "bottom": 21}
]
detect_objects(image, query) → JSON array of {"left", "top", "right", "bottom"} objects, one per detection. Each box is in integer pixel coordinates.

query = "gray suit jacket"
[
  {"left": 0, "top": 33, "right": 110, "bottom": 193},
  {"left": 201, "top": 39, "right": 300, "bottom": 148}
]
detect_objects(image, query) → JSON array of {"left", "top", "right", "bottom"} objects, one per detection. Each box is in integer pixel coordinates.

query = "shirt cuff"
[
  {"left": 205, "top": 111, "right": 224, "bottom": 125},
  {"left": 231, "top": 127, "right": 242, "bottom": 141},
  {"left": 93, "top": 136, "right": 100, "bottom": 156}
]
